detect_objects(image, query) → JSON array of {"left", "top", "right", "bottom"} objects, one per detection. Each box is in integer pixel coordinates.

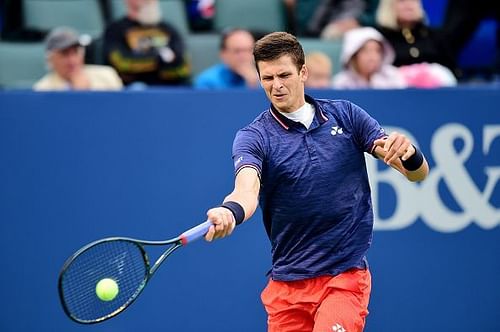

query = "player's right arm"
[{"left": 205, "top": 167, "right": 260, "bottom": 242}]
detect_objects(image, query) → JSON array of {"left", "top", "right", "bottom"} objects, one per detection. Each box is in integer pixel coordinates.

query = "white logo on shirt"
[
  {"left": 331, "top": 126, "right": 343, "bottom": 136},
  {"left": 332, "top": 323, "right": 346, "bottom": 332},
  {"left": 234, "top": 156, "right": 243, "bottom": 167}
]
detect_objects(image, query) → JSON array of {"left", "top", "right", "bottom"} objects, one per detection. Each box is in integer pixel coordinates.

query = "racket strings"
[{"left": 59, "top": 240, "right": 148, "bottom": 323}]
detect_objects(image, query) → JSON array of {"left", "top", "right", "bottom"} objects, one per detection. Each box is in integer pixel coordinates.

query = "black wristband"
[
  {"left": 220, "top": 201, "right": 245, "bottom": 225},
  {"left": 401, "top": 145, "right": 424, "bottom": 171}
]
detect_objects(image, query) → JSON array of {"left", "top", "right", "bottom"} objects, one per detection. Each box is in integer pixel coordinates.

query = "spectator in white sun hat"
[{"left": 333, "top": 26, "right": 406, "bottom": 89}]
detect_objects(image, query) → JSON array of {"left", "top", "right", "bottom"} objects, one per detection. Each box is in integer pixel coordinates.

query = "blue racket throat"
[{"left": 58, "top": 220, "right": 212, "bottom": 324}]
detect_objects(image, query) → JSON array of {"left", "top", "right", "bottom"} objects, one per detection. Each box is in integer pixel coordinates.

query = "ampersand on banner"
[{"left": 368, "top": 124, "right": 500, "bottom": 232}]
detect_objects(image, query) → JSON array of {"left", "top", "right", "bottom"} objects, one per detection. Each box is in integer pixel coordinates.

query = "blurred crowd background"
[{"left": 0, "top": 0, "right": 498, "bottom": 90}]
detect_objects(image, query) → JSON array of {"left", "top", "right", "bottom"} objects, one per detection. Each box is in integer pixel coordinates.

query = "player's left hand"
[
  {"left": 205, "top": 207, "right": 236, "bottom": 242},
  {"left": 373, "top": 132, "right": 415, "bottom": 166}
]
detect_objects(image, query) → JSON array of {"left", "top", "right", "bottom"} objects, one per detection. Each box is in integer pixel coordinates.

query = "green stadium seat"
[
  {"left": 0, "top": 42, "right": 46, "bottom": 89},
  {"left": 110, "top": 0, "right": 190, "bottom": 37},
  {"left": 299, "top": 38, "right": 343, "bottom": 75},
  {"left": 109, "top": 0, "right": 126, "bottom": 19},
  {"left": 23, "top": 0, "right": 105, "bottom": 38},
  {"left": 214, "top": 0, "right": 286, "bottom": 33},
  {"left": 186, "top": 33, "right": 220, "bottom": 77}
]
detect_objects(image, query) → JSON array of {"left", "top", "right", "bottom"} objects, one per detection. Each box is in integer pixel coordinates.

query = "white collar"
[{"left": 279, "top": 102, "right": 315, "bottom": 129}]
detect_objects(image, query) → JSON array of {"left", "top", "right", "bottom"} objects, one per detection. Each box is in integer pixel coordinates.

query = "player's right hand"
[{"left": 205, "top": 207, "right": 236, "bottom": 242}]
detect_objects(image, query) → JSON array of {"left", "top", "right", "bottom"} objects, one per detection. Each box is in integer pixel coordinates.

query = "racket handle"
[{"left": 180, "top": 220, "right": 212, "bottom": 245}]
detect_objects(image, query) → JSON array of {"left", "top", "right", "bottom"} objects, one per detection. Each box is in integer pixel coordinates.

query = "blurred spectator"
[
  {"left": 440, "top": 0, "right": 500, "bottom": 79},
  {"left": 303, "top": 0, "right": 379, "bottom": 39},
  {"left": 332, "top": 27, "right": 406, "bottom": 89},
  {"left": 194, "top": 28, "right": 258, "bottom": 89},
  {"left": 185, "top": 0, "right": 215, "bottom": 32},
  {"left": 399, "top": 62, "right": 457, "bottom": 88},
  {"left": 375, "top": 0, "right": 457, "bottom": 87},
  {"left": 0, "top": 0, "right": 46, "bottom": 41},
  {"left": 375, "top": 0, "right": 454, "bottom": 71},
  {"left": 34, "top": 27, "right": 123, "bottom": 91},
  {"left": 103, "top": 0, "right": 191, "bottom": 86},
  {"left": 305, "top": 51, "right": 333, "bottom": 88}
]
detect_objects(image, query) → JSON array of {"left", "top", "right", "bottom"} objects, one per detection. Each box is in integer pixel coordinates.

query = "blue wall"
[{"left": 0, "top": 88, "right": 499, "bottom": 331}]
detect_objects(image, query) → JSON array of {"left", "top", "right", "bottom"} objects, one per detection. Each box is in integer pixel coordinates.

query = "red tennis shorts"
[{"left": 261, "top": 269, "right": 371, "bottom": 332}]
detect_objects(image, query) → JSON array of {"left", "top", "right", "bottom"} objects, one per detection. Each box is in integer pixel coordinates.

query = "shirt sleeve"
[
  {"left": 232, "top": 127, "right": 265, "bottom": 176},
  {"left": 349, "top": 101, "right": 387, "bottom": 153}
]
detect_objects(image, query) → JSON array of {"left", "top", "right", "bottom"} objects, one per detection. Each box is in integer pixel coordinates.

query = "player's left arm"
[{"left": 372, "top": 132, "right": 429, "bottom": 182}]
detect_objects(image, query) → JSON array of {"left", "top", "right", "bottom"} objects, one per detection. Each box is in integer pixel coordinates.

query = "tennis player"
[{"left": 205, "top": 32, "right": 429, "bottom": 332}]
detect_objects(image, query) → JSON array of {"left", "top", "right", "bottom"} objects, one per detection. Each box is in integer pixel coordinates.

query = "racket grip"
[{"left": 180, "top": 220, "right": 212, "bottom": 245}]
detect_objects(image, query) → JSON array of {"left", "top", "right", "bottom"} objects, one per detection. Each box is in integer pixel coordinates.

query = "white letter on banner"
[
  {"left": 482, "top": 125, "right": 500, "bottom": 217},
  {"left": 420, "top": 124, "right": 500, "bottom": 232},
  {"left": 369, "top": 126, "right": 420, "bottom": 230}
]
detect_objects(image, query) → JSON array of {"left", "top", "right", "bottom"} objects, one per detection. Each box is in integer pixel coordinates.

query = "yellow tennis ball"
[{"left": 95, "top": 278, "right": 119, "bottom": 301}]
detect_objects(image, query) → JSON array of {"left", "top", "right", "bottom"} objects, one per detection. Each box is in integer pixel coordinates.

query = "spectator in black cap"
[{"left": 34, "top": 27, "right": 123, "bottom": 91}]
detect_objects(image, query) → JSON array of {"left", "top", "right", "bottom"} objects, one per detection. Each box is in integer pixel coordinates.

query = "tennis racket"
[{"left": 58, "top": 220, "right": 212, "bottom": 324}]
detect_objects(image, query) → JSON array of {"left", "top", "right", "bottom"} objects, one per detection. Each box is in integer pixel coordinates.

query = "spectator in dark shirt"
[
  {"left": 375, "top": 0, "right": 457, "bottom": 86},
  {"left": 103, "top": 0, "right": 191, "bottom": 86},
  {"left": 375, "top": 0, "right": 454, "bottom": 71}
]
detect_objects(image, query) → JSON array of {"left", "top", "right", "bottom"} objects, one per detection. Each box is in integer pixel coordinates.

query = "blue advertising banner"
[{"left": 0, "top": 88, "right": 499, "bottom": 331}]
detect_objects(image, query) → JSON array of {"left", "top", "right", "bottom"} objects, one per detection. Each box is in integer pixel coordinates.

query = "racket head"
[{"left": 58, "top": 239, "right": 150, "bottom": 324}]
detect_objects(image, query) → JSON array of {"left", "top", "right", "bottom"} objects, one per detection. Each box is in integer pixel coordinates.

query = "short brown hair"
[{"left": 253, "top": 32, "right": 305, "bottom": 74}]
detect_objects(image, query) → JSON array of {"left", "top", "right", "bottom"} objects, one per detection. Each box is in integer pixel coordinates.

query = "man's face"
[
  {"left": 220, "top": 31, "right": 255, "bottom": 71},
  {"left": 48, "top": 46, "right": 84, "bottom": 80},
  {"left": 257, "top": 55, "right": 308, "bottom": 113}
]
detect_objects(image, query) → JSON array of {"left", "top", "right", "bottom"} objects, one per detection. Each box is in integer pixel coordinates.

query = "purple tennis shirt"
[{"left": 233, "top": 95, "right": 386, "bottom": 281}]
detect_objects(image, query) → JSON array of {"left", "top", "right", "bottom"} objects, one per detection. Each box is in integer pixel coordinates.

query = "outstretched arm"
[
  {"left": 205, "top": 167, "right": 260, "bottom": 241},
  {"left": 372, "top": 132, "right": 429, "bottom": 182}
]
